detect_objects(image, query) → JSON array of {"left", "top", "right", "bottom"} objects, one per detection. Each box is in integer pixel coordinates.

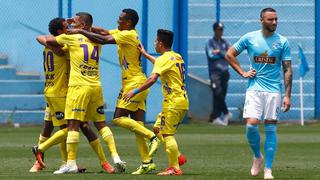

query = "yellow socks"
[
  {"left": 38, "top": 128, "right": 68, "bottom": 152},
  {"left": 164, "top": 136, "right": 180, "bottom": 169},
  {"left": 59, "top": 140, "right": 67, "bottom": 163},
  {"left": 135, "top": 121, "right": 152, "bottom": 163},
  {"left": 38, "top": 134, "right": 49, "bottom": 145},
  {"left": 99, "top": 126, "right": 118, "bottom": 158},
  {"left": 113, "top": 117, "right": 155, "bottom": 139},
  {"left": 66, "top": 131, "right": 80, "bottom": 161},
  {"left": 89, "top": 138, "right": 107, "bottom": 165}
]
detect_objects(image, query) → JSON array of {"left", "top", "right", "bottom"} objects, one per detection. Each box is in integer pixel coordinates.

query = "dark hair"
[
  {"left": 122, "top": 8, "right": 139, "bottom": 28},
  {"left": 260, "top": 8, "right": 276, "bottom": 18},
  {"left": 157, "top": 29, "right": 174, "bottom": 48},
  {"left": 48, "top": 17, "right": 65, "bottom": 36},
  {"left": 213, "top": 22, "right": 224, "bottom": 31},
  {"left": 76, "top": 12, "right": 93, "bottom": 27}
]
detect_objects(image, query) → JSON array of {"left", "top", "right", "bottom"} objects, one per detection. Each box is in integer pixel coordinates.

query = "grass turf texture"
[{"left": 1, "top": 123, "right": 320, "bottom": 179}]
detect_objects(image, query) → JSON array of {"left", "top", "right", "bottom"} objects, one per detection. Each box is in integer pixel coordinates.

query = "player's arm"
[
  {"left": 282, "top": 60, "right": 292, "bottom": 112},
  {"left": 36, "top": 35, "right": 65, "bottom": 56},
  {"left": 91, "top": 26, "right": 110, "bottom": 35},
  {"left": 122, "top": 73, "right": 159, "bottom": 101},
  {"left": 138, "top": 43, "right": 156, "bottom": 64},
  {"left": 225, "top": 47, "right": 256, "bottom": 78},
  {"left": 66, "top": 29, "right": 115, "bottom": 44}
]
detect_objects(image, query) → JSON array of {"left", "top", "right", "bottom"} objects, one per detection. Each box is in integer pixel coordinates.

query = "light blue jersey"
[{"left": 233, "top": 30, "right": 291, "bottom": 93}]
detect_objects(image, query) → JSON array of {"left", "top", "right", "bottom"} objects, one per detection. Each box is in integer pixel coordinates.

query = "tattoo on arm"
[{"left": 282, "top": 60, "right": 292, "bottom": 97}]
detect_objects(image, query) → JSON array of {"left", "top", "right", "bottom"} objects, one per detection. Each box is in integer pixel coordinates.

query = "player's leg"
[
  {"left": 29, "top": 116, "right": 53, "bottom": 172},
  {"left": 263, "top": 92, "right": 281, "bottom": 179},
  {"left": 157, "top": 109, "right": 186, "bottom": 176},
  {"left": 243, "top": 91, "right": 264, "bottom": 176},
  {"left": 80, "top": 122, "right": 115, "bottom": 174}
]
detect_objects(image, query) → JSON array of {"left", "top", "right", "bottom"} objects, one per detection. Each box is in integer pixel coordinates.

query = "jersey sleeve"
[
  {"left": 152, "top": 56, "right": 172, "bottom": 76},
  {"left": 111, "top": 30, "right": 134, "bottom": 45},
  {"left": 109, "top": 29, "right": 120, "bottom": 35},
  {"left": 233, "top": 34, "right": 248, "bottom": 54},
  {"left": 281, "top": 39, "right": 291, "bottom": 61}
]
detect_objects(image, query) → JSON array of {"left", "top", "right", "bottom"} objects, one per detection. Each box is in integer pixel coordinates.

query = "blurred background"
[{"left": 0, "top": 0, "right": 317, "bottom": 124}]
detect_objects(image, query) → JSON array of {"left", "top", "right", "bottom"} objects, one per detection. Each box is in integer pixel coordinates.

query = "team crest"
[
  {"left": 78, "top": 37, "right": 84, "bottom": 42},
  {"left": 272, "top": 42, "right": 280, "bottom": 50},
  {"left": 170, "top": 56, "right": 174, "bottom": 61}
]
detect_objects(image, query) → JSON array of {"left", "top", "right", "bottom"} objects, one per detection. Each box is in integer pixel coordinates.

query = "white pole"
[{"left": 299, "top": 77, "right": 304, "bottom": 126}]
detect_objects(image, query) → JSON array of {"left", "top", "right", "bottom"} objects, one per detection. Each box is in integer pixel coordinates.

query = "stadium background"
[{"left": 0, "top": 0, "right": 318, "bottom": 124}]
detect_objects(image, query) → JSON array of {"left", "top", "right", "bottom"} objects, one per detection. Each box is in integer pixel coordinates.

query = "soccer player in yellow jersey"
[
  {"left": 67, "top": 9, "right": 160, "bottom": 174},
  {"left": 38, "top": 12, "right": 125, "bottom": 174},
  {"left": 123, "top": 29, "right": 189, "bottom": 176},
  {"left": 31, "top": 17, "right": 116, "bottom": 174}
]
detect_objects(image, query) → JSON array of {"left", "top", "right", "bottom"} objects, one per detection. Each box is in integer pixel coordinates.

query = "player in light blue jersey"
[{"left": 225, "top": 8, "right": 292, "bottom": 179}]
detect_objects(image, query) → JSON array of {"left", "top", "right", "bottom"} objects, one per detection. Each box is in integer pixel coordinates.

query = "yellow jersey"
[
  {"left": 43, "top": 46, "right": 69, "bottom": 97},
  {"left": 110, "top": 29, "right": 147, "bottom": 86},
  {"left": 152, "top": 51, "right": 189, "bottom": 110},
  {"left": 56, "top": 33, "right": 102, "bottom": 86}
]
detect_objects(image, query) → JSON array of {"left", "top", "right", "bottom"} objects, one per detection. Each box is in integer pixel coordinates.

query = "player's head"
[
  {"left": 72, "top": 12, "right": 93, "bottom": 30},
  {"left": 48, "top": 17, "right": 67, "bottom": 36},
  {"left": 213, "top": 22, "right": 224, "bottom": 38},
  {"left": 260, "top": 8, "right": 277, "bottom": 33},
  {"left": 118, "top": 8, "right": 139, "bottom": 30},
  {"left": 155, "top": 29, "right": 174, "bottom": 53}
]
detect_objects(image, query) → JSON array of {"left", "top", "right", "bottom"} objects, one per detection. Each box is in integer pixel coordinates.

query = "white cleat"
[
  {"left": 114, "top": 161, "right": 126, "bottom": 173},
  {"left": 264, "top": 168, "right": 274, "bottom": 179},
  {"left": 223, "top": 112, "right": 232, "bottom": 125},
  {"left": 212, "top": 117, "right": 227, "bottom": 126},
  {"left": 251, "top": 154, "right": 264, "bottom": 176},
  {"left": 53, "top": 164, "right": 78, "bottom": 174}
]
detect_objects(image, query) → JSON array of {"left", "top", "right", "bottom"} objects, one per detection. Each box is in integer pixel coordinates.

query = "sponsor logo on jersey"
[{"left": 254, "top": 51, "right": 276, "bottom": 64}]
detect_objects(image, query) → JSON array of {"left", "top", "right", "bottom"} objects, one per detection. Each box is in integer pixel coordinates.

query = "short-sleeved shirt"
[
  {"left": 43, "top": 46, "right": 69, "bottom": 97},
  {"left": 152, "top": 51, "right": 189, "bottom": 110},
  {"left": 56, "top": 33, "right": 102, "bottom": 87},
  {"left": 233, "top": 30, "right": 291, "bottom": 93},
  {"left": 110, "top": 29, "right": 147, "bottom": 86}
]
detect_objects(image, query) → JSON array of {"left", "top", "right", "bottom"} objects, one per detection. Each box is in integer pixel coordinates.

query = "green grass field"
[{"left": 1, "top": 123, "right": 320, "bottom": 180}]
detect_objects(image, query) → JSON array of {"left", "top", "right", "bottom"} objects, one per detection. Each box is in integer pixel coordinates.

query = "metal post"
[
  {"left": 58, "top": 0, "right": 63, "bottom": 17},
  {"left": 216, "top": 0, "right": 220, "bottom": 22},
  {"left": 68, "top": 0, "right": 72, "bottom": 18},
  {"left": 173, "top": 0, "right": 180, "bottom": 52},
  {"left": 315, "top": 0, "right": 320, "bottom": 119},
  {"left": 141, "top": 0, "right": 148, "bottom": 74}
]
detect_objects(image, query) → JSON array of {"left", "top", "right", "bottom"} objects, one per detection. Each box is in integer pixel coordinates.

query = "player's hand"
[
  {"left": 241, "top": 69, "right": 256, "bottom": 78},
  {"left": 212, "top": 49, "right": 221, "bottom": 54},
  {"left": 66, "top": 29, "right": 80, "bottom": 34},
  {"left": 138, "top": 43, "right": 146, "bottom": 55},
  {"left": 123, "top": 90, "right": 135, "bottom": 102},
  {"left": 282, "top": 96, "right": 291, "bottom": 112}
]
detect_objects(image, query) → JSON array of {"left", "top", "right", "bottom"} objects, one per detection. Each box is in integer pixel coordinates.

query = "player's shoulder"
[
  {"left": 244, "top": 30, "right": 260, "bottom": 38},
  {"left": 273, "top": 32, "right": 289, "bottom": 44}
]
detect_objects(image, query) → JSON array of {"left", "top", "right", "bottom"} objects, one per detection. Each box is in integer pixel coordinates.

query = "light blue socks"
[
  {"left": 264, "top": 124, "right": 277, "bottom": 169},
  {"left": 246, "top": 124, "right": 261, "bottom": 158}
]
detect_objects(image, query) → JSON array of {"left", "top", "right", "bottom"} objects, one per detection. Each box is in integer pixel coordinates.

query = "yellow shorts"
[
  {"left": 154, "top": 109, "right": 187, "bottom": 135},
  {"left": 44, "top": 97, "right": 67, "bottom": 127},
  {"left": 116, "top": 81, "right": 149, "bottom": 112},
  {"left": 65, "top": 86, "right": 105, "bottom": 122}
]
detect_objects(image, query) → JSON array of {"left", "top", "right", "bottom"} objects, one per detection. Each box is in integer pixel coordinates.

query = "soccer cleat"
[
  {"left": 53, "top": 164, "right": 78, "bottom": 174},
  {"left": 101, "top": 162, "right": 116, "bottom": 174},
  {"left": 114, "top": 161, "right": 126, "bottom": 173},
  {"left": 223, "top": 112, "right": 232, "bottom": 125},
  {"left": 178, "top": 154, "right": 187, "bottom": 166},
  {"left": 29, "top": 160, "right": 44, "bottom": 172},
  {"left": 32, "top": 145, "right": 45, "bottom": 168},
  {"left": 212, "top": 117, "right": 227, "bottom": 126},
  {"left": 157, "top": 167, "right": 182, "bottom": 176},
  {"left": 251, "top": 154, "right": 264, "bottom": 176},
  {"left": 77, "top": 166, "right": 87, "bottom": 173},
  {"left": 148, "top": 136, "right": 160, "bottom": 157},
  {"left": 131, "top": 162, "right": 156, "bottom": 175},
  {"left": 264, "top": 168, "right": 274, "bottom": 179}
]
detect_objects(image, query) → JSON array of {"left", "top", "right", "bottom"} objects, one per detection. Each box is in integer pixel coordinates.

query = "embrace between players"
[{"left": 30, "top": 9, "right": 189, "bottom": 176}]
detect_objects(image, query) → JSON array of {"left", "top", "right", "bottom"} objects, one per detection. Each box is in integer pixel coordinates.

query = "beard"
[{"left": 266, "top": 25, "right": 277, "bottom": 33}]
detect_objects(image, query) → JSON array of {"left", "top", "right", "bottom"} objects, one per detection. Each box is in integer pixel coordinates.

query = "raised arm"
[
  {"left": 138, "top": 44, "right": 156, "bottom": 64},
  {"left": 91, "top": 26, "right": 110, "bottom": 35},
  {"left": 225, "top": 47, "right": 256, "bottom": 78},
  {"left": 282, "top": 60, "right": 292, "bottom": 112},
  {"left": 36, "top": 35, "right": 64, "bottom": 56},
  {"left": 66, "top": 29, "right": 115, "bottom": 44}
]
